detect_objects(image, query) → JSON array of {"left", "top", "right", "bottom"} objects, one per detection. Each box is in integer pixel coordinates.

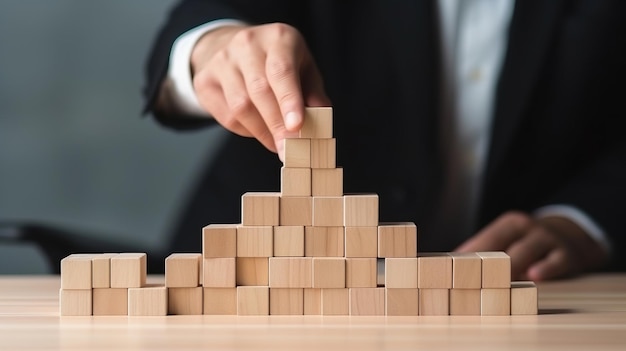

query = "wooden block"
[
  {"left": 346, "top": 258, "right": 377, "bottom": 288},
  {"left": 344, "top": 194, "right": 378, "bottom": 227},
  {"left": 281, "top": 167, "right": 311, "bottom": 196},
  {"left": 448, "top": 252, "right": 482, "bottom": 289},
  {"left": 202, "top": 224, "right": 237, "bottom": 258},
  {"left": 312, "top": 197, "right": 344, "bottom": 227},
  {"left": 300, "top": 107, "right": 333, "bottom": 139},
  {"left": 268, "top": 257, "right": 312, "bottom": 288},
  {"left": 241, "top": 192, "right": 280, "bottom": 226},
  {"left": 481, "top": 288, "right": 511, "bottom": 316},
  {"left": 236, "top": 257, "right": 268, "bottom": 286},
  {"left": 198, "top": 254, "right": 203, "bottom": 286},
  {"left": 303, "top": 288, "right": 321, "bottom": 315},
  {"left": 237, "top": 286, "right": 269, "bottom": 315},
  {"left": 312, "top": 258, "right": 345, "bottom": 288},
  {"left": 310, "top": 138, "right": 336, "bottom": 169},
  {"left": 377, "top": 223, "right": 417, "bottom": 258},
  {"left": 321, "top": 288, "right": 349, "bottom": 315},
  {"left": 304, "top": 226, "right": 344, "bottom": 257},
  {"left": 59, "top": 289, "right": 92, "bottom": 316},
  {"left": 61, "top": 254, "right": 92, "bottom": 290},
  {"left": 202, "top": 258, "right": 236, "bottom": 288},
  {"left": 270, "top": 288, "right": 304, "bottom": 315},
  {"left": 203, "top": 288, "right": 237, "bottom": 315},
  {"left": 449, "top": 289, "right": 481, "bottom": 316},
  {"left": 128, "top": 286, "right": 167, "bottom": 316},
  {"left": 386, "top": 288, "right": 419, "bottom": 316},
  {"left": 418, "top": 253, "right": 452, "bottom": 289},
  {"left": 273, "top": 226, "right": 305, "bottom": 257},
  {"left": 236, "top": 225, "right": 273, "bottom": 257},
  {"left": 279, "top": 196, "right": 312, "bottom": 226},
  {"left": 385, "top": 258, "right": 418, "bottom": 288},
  {"left": 168, "top": 287, "right": 203, "bottom": 315},
  {"left": 344, "top": 226, "right": 378, "bottom": 258},
  {"left": 419, "top": 289, "right": 449, "bottom": 316},
  {"left": 477, "top": 252, "right": 511, "bottom": 288},
  {"left": 165, "top": 253, "right": 201, "bottom": 288},
  {"left": 349, "top": 288, "right": 385, "bottom": 316},
  {"left": 92, "top": 254, "right": 117, "bottom": 288},
  {"left": 311, "top": 168, "right": 343, "bottom": 196},
  {"left": 92, "top": 288, "right": 128, "bottom": 316},
  {"left": 110, "top": 253, "right": 147, "bottom": 288},
  {"left": 511, "top": 281, "right": 538, "bottom": 315},
  {"left": 284, "top": 138, "right": 311, "bottom": 168}
]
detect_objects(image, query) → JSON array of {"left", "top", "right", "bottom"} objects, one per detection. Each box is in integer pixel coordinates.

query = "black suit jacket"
[{"left": 145, "top": 0, "right": 626, "bottom": 269}]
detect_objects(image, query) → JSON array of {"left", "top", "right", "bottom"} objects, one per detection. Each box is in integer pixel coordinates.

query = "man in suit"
[{"left": 144, "top": 0, "right": 626, "bottom": 280}]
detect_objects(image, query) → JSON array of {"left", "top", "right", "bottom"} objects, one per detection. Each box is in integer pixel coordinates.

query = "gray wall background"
[{"left": 0, "top": 0, "right": 225, "bottom": 273}]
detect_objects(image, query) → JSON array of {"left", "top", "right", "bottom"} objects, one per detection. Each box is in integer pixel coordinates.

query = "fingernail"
[
  {"left": 277, "top": 139, "right": 285, "bottom": 163},
  {"left": 284, "top": 112, "right": 300, "bottom": 131}
]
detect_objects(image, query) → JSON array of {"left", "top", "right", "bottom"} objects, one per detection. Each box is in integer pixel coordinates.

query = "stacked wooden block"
[{"left": 59, "top": 107, "right": 537, "bottom": 316}]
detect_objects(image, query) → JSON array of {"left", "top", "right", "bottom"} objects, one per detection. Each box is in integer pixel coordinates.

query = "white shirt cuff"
[
  {"left": 163, "top": 19, "right": 247, "bottom": 117},
  {"left": 534, "top": 205, "right": 612, "bottom": 254}
]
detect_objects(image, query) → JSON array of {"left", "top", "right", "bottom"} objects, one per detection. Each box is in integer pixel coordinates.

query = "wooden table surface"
[{"left": 1, "top": 274, "right": 625, "bottom": 350}]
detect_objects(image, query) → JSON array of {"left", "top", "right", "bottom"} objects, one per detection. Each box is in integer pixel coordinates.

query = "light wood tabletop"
[{"left": 1, "top": 274, "right": 625, "bottom": 350}]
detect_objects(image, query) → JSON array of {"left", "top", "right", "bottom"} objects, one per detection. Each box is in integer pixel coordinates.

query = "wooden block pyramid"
[{"left": 59, "top": 107, "right": 537, "bottom": 316}]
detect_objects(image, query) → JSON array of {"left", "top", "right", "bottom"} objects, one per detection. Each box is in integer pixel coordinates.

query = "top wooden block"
[
  {"left": 61, "top": 254, "right": 93, "bottom": 290},
  {"left": 477, "top": 251, "right": 511, "bottom": 288},
  {"left": 110, "top": 253, "right": 147, "bottom": 288},
  {"left": 418, "top": 253, "right": 452, "bottom": 289},
  {"left": 241, "top": 192, "right": 280, "bottom": 226},
  {"left": 165, "top": 253, "right": 201, "bottom": 288},
  {"left": 299, "top": 107, "right": 333, "bottom": 139},
  {"left": 377, "top": 223, "right": 418, "bottom": 258},
  {"left": 202, "top": 224, "right": 237, "bottom": 258},
  {"left": 448, "top": 252, "right": 482, "bottom": 289}
]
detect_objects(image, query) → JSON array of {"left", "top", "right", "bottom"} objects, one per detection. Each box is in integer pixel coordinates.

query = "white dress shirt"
[{"left": 159, "top": 0, "right": 611, "bottom": 253}]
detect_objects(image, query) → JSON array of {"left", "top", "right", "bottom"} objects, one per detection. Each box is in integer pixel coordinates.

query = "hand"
[
  {"left": 455, "top": 211, "right": 609, "bottom": 281},
  {"left": 191, "top": 23, "right": 331, "bottom": 160}
]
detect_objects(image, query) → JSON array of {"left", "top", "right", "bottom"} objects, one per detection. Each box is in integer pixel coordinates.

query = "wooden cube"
[
  {"left": 279, "top": 196, "right": 312, "bottom": 226},
  {"left": 269, "top": 257, "right": 312, "bottom": 288},
  {"left": 321, "top": 288, "right": 349, "bottom": 315},
  {"left": 281, "top": 167, "right": 311, "bottom": 196},
  {"left": 386, "top": 288, "right": 419, "bottom": 316},
  {"left": 310, "top": 138, "right": 336, "bottom": 169},
  {"left": 449, "top": 289, "right": 481, "bottom": 316},
  {"left": 61, "top": 254, "right": 93, "bottom": 290},
  {"left": 477, "top": 252, "right": 511, "bottom": 288},
  {"left": 168, "top": 287, "right": 203, "bottom": 315},
  {"left": 346, "top": 258, "right": 377, "bottom": 288},
  {"left": 418, "top": 253, "right": 452, "bottom": 289},
  {"left": 237, "top": 286, "right": 269, "bottom": 315},
  {"left": 165, "top": 253, "right": 201, "bottom": 288},
  {"left": 344, "top": 194, "right": 378, "bottom": 227},
  {"left": 304, "top": 226, "right": 344, "bottom": 257},
  {"left": 312, "top": 197, "right": 344, "bottom": 227},
  {"left": 59, "top": 289, "right": 92, "bottom": 316},
  {"left": 511, "top": 281, "right": 538, "bottom": 315},
  {"left": 284, "top": 138, "right": 311, "bottom": 168},
  {"left": 128, "top": 286, "right": 167, "bottom": 316},
  {"left": 300, "top": 107, "right": 333, "bottom": 138},
  {"left": 92, "top": 288, "right": 127, "bottom": 316},
  {"left": 304, "top": 288, "right": 321, "bottom": 315},
  {"left": 313, "top": 258, "right": 345, "bottom": 288},
  {"left": 481, "top": 288, "right": 511, "bottom": 316},
  {"left": 241, "top": 192, "right": 280, "bottom": 226},
  {"left": 311, "top": 168, "right": 343, "bottom": 196},
  {"left": 273, "top": 226, "right": 305, "bottom": 257},
  {"left": 270, "top": 288, "right": 304, "bottom": 315},
  {"left": 202, "top": 224, "right": 237, "bottom": 258},
  {"left": 92, "top": 254, "right": 117, "bottom": 288},
  {"left": 203, "top": 258, "right": 236, "bottom": 288},
  {"left": 385, "top": 258, "right": 418, "bottom": 288},
  {"left": 448, "top": 252, "right": 482, "bottom": 289},
  {"left": 419, "top": 289, "right": 449, "bottom": 316},
  {"left": 203, "top": 288, "right": 237, "bottom": 315},
  {"left": 236, "top": 257, "right": 268, "bottom": 286},
  {"left": 349, "top": 288, "right": 385, "bottom": 316},
  {"left": 377, "top": 223, "right": 417, "bottom": 258},
  {"left": 110, "top": 253, "right": 147, "bottom": 288},
  {"left": 344, "top": 226, "right": 378, "bottom": 258},
  {"left": 237, "top": 226, "right": 273, "bottom": 257}
]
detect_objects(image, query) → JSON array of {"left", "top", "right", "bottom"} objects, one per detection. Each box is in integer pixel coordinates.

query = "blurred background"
[{"left": 0, "top": 0, "right": 225, "bottom": 273}]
